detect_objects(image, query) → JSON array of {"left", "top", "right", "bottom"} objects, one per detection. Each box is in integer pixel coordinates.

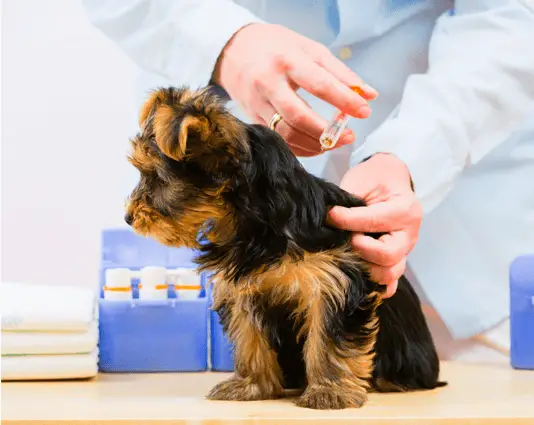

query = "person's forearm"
[
  {"left": 351, "top": 1, "right": 534, "bottom": 214},
  {"left": 81, "top": 0, "right": 264, "bottom": 89}
]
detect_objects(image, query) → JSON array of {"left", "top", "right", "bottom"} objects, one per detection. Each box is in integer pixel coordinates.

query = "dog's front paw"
[
  {"left": 296, "top": 385, "right": 367, "bottom": 410},
  {"left": 207, "top": 376, "right": 281, "bottom": 401}
]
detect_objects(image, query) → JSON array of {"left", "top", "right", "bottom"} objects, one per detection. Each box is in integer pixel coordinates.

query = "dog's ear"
[
  {"left": 139, "top": 87, "right": 248, "bottom": 171},
  {"left": 152, "top": 104, "right": 212, "bottom": 162}
]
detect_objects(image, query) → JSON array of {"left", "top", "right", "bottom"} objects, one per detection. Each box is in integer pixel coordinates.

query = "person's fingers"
[
  {"left": 280, "top": 131, "right": 319, "bottom": 156},
  {"left": 326, "top": 206, "right": 358, "bottom": 230},
  {"left": 259, "top": 82, "right": 355, "bottom": 149},
  {"left": 288, "top": 62, "right": 371, "bottom": 118},
  {"left": 311, "top": 47, "right": 379, "bottom": 100},
  {"left": 286, "top": 140, "right": 321, "bottom": 157},
  {"left": 259, "top": 81, "right": 327, "bottom": 137},
  {"left": 248, "top": 96, "right": 318, "bottom": 155},
  {"left": 368, "top": 257, "right": 406, "bottom": 288},
  {"left": 327, "top": 201, "right": 412, "bottom": 233},
  {"left": 254, "top": 99, "right": 323, "bottom": 155},
  {"left": 351, "top": 232, "right": 410, "bottom": 267},
  {"left": 256, "top": 95, "right": 355, "bottom": 155}
]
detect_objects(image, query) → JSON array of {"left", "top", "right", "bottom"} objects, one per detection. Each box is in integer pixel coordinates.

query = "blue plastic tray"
[
  {"left": 207, "top": 282, "right": 235, "bottom": 371},
  {"left": 98, "top": 228, "right": 209, "bottom": 372},
  {"left": 210, "top": 313, "right": 235, "bottom": 371},
  {"left": 510, "top": 254, "right": 534, "bottom": 370},
  {"left": 99, "top": 298, "right": 208, "bottom": 372}
]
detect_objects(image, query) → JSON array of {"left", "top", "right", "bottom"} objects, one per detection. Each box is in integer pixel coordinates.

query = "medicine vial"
[
  {"left": 172, "top": 268, "right": 202, "bottom": 300},
  {"left": 103, "top": 268, "right": 133, "bottom": 301},
  {"left": 319, "top": 86, "right": 367, "bottom": 151},
  {"left": 139, "top": 266, "right": 168, "bottom": 300},
  {"left": 320, "top": 111, "right": 350, "bottom": 151}
]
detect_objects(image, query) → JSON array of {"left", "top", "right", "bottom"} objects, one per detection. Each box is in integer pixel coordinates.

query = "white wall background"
[{"left": 2, "top": 0, "right": 141, "bottom": 289}]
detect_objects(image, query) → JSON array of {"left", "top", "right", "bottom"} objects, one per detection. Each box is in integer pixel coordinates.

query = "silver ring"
[{"left": 268, "top": 112, "right": 282, "bottom": 131}]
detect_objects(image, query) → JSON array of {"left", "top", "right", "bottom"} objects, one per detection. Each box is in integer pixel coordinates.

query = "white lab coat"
[{"left": 82, "top": 0, "right": 534, "bottom": 339}]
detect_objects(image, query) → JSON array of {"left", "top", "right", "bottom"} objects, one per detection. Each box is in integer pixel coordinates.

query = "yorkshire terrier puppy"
[{"left": 125, "top": 86, "right": 446, "bottom": 410}]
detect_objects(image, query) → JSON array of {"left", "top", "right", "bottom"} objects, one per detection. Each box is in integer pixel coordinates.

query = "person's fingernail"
[
  {"left": 325, "top": 209, "right": 337, "bottom": 226},
  {"left": 362, "top": 84, "right": 379, "bottom": 98},
  {"left": 340, "top": 130, "right": 355, "bottom": 144},
  {"left": 357, "top": 105, "right": 371, "bottom": 118},
  {"left": 328, "top": 206, "right": 349, "bottom": 223},
  {"left": 351, "top": 233, "right": 365, "bottom": 248},
  {"left": 328, "top": 205, "right": 342, "bottom": 217}
]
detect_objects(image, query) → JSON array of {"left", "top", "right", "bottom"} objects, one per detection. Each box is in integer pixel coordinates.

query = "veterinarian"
[{"left": 82, "top": 0, "right": 534, "bottom": 363}]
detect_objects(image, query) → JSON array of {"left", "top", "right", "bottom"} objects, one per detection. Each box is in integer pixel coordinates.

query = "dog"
[{"left": 124, "top": 86, "right": 446, "bottom": 410}]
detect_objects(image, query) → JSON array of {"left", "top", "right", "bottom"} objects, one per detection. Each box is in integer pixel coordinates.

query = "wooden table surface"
[{"left": 2, "top": 361, "right": 534, "bottom": 424}]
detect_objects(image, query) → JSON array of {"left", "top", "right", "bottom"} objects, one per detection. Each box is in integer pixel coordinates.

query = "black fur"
[{"left": 196, "top": 124, "right": 366, "bottom": 281}]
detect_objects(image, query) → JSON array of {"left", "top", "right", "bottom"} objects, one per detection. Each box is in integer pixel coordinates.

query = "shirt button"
[{"left": 339, "top": 47, "right": 352, "bottom": 60}]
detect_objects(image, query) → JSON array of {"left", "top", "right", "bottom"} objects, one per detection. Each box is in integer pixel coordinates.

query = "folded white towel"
[
  {"left": 1, "top": 322, "right": 98, "bottom": 355},
  {"left": 1, "top": 282, "right": 98, "bottom": 332},
  {"left": 1, "top": 350, "right": 99, "bottom": 381}
]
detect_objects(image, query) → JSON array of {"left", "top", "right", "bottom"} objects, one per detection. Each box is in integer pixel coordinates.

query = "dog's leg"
[
  {"left": 295, "top": 270, "right": 381, "bottom": 410},
  {"left": 371, "top": 275, "right": 445, "bottom": 392},
  {"left": 207, "top": 293, "right": 284, "bottom": 401}
]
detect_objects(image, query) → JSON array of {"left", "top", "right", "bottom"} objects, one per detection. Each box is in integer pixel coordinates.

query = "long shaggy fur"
[{"left": 125, "top": 86, "right": 446, "bottom": 410}]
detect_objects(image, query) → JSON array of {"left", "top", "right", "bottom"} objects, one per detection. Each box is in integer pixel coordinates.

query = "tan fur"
[
  {"left": 139, "top": 88, "right": 192, "bottom": 128},
  {"left": 207, "top": 289, "right": 284, "bottom": 401},
  {"left": 127, "top": 136, "right": 161, "bottom": 173},
  {"left": 153, "top": 107, "right": 212, "bottom": 162},
  {"left": 126, "top": 195, "right": 232, "bottom": 249},
  {"left": 139, "top": 87, "right": 248, "bottom": 168},
  {"left": 208, "top": 246, "right": 382, "bottom": 408},
  {"left": 204, "top": 211, "right": 236, "bottom": 245},
  {"left": 297, "top": 290, "right": 381, "bottom": 409},
  {"left": 178, "top": 115, "right": 210, "bottom": 157},
  {"left": 138, "top": 90, "right": 165, "bottom": 127}
]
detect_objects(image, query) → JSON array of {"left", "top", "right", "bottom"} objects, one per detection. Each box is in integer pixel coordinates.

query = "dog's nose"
[{"left": 124, "top": 213, "right": 133, "bottom": 226}]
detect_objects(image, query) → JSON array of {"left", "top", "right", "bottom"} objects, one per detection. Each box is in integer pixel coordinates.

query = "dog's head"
[{"left": 125, "top": 86, "right": 248, "bottom": 248}]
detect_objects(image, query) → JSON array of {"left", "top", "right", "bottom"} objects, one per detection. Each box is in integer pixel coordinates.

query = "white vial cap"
[
  {"left": 174, "top": 268, "right": 201, "bottom": 286},
  {"left": 105, "top": 268, "right": 131, "bottom": 288},
  {"left": 140, "top": 266, "right": 167, "bottom": 289}
]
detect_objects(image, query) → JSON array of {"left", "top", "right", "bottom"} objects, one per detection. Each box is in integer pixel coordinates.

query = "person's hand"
[
  {"left": 211, "top": 23, "right": 378, "bottom": 156},
  {"left": 327, "top": 153, "right": 422, "bottom": 298}
]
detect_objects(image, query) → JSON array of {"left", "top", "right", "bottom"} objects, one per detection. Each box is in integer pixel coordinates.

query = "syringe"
[{"left": 319, "top": 86, "right": 369, "bottom": 151}]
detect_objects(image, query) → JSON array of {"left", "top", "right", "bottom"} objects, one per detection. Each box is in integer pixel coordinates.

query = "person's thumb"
[
  {"left": 326, "top": 206, "right": 354, "bottom": 230},
  {"left": 328, "top": 201, "right": 398, "bottom": 233}
]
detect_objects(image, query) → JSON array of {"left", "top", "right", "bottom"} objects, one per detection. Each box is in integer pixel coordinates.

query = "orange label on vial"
[
  {"left": 138, "top": 284, "right": 168, "bottom": 290},
  {"left": 103, "top": 286, "right": 132, "bottom": 292}
]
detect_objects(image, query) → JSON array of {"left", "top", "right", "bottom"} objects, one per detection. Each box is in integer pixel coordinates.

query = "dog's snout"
[{"left": 124, "top": 213, "right": 133, "bottom": 226}]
